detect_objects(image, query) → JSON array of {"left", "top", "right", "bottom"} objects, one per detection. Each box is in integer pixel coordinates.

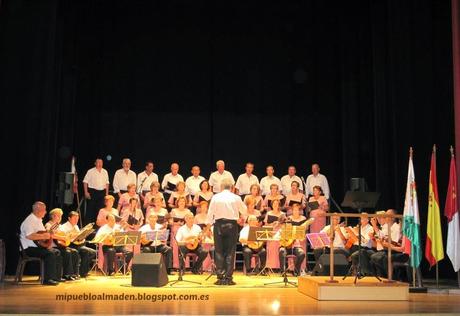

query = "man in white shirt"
[
  {"left": 19, "top": 201, "right": 62, "bottom": 285},
  {"left": 235, "top": 162, "right": 259, "bottom": 198},
  {"left": 60, "top": 211, "right": 96, "bottom": 278},
  {"left": 350, "top": 213, "right": 375, "bottom": 276},
  {"left": 137, "top": 161, "right": 159, "bottom": 198},
  {"left": 209, "top": 160, "right": 235, "bottom": 193},
  {"left": 83, "top": 158, "right": 110, "bottom": 224},
  {"left": 139, "top": 214, "right": 173, "bottom": 275},
  {"left": 207, "top": 178, "right": 246, "bottom": 285},
  {"left": 259, "top": 165, "right": 282, "bottom": 197},
  {"left": 185, "top": 166, "right": 205, "bottom": 197},
  {"left": 280, "top": 166, "right": 304, "bottom": 195},
  {"left": 175, "top": 214, "right": 209, "bottom": 274},
  {"left": 161, "top": 163, "right": 184, "bottom": 203},
  {"left": 95, "top": 214, "right": 133, "bottom": 276},
  {"left": 313, "top": 215, "right": 349, "bottom": 262},
  {"left": 305, "top": 163, "right": 330, "bottom": 199},
  {"left": 113, "top": 158, "right": 137, "bottom": 198},
  {"left": 239, "top": 215, "right": 267, "bottom": 275}
]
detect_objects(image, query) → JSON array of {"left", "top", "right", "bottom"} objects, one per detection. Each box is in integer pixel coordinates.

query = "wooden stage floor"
[{"left": 1, "top": 273, "right": 460, "bottom": 315}]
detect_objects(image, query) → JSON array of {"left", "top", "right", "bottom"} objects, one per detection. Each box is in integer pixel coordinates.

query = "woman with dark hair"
[{"left": 308, "top": 185, "right": 328, "bottom": 233}]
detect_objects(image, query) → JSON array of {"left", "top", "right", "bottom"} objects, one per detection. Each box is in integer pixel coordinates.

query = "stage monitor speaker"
[
  {"left": 57, "top": 172, "right": 75, "bottom": 205},
  {"left": 312, "top": 253, "right": 349, "bottom": 276},
  {"left": 350, "top": 177, "right": 367, "bottom": 192},
  {"left": 131, "top": 253, "right": 168, "bottom": 287}
]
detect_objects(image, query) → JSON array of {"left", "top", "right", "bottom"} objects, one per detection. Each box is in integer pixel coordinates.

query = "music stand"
[
  {"left": 169, "top": 239, "right": 202, "bottom": 286},
  {"left": 113, "top": 231, "right": 141, "bottom": 247},
  {"left": 341, "top": 191, "right": 380, "bottom": 283},
  {"left": 247, "top": 226, "right": 275, "bottom": 276},
  {"left": 265, "top": 223, "right": 306, "bottom": 287},
  {"left": 144, "top": 230, "right": 169, "bottom": 252}
]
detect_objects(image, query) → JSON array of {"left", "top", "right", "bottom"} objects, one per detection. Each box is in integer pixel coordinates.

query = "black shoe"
[
  {"left": 191, "top": 269, "right": 201, "bottom": 275},
  {"left": 108, "top": 271, "right": 115, "bottom": 276},
  {"left": 59, "top": 278, "right": 67, "bottom": 282},
  {"left": 214, "top": 279, "right": 225, "bottom": 285},
  {"left": 259, "top": 271, "right": 268, "bottom": 276},
  {"left": 72, "top": 275, "right": 80, "bottom": 280},
  {"left": 43, "top": 280, "right": 59, "bottom": 286},
  {"left": 167, "top": 269, "right": 175, "bottom": 276},
  {"left": 64, "top": 275, "right": 75, "bottom": 281},
  {"left": 226, "top": 279, "right": 236, "bottom": 286}
]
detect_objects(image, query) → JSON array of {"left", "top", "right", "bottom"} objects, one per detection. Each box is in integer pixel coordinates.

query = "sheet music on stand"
[
  {"left": 306, "top": 233, "right": 331, "bottom": 249},
  {"left": 247, "top": 226, "right": 275, "bottom": 242},
  {"left": 71, "top": 228, "right": 95, "bottom": 243},
  {"left": 113, "top": 231, "right": 141, "bottom": 246},
  {"left": 145, "top": 229, "right": 169, "bottom": 244},
  {"left": 280, "top": 223, "right": 306, "bottom": 241}
]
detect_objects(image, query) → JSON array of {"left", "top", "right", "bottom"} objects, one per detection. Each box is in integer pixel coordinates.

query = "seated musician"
[
  {"left": 19, "top": 201, "right": 63, "bottom": 285},
  {"left": 308, "top": 185, "right": 328, "bottom": 233},
  {"left": 60, "top": 211, "right": 96, "bottom": 278},
  {"left": 139, "top": 214, "right": 174, "bottom": 275},
  {"left": 168, "top": 181, "right": 192, "bottom": 209},
  {"left": 370, "top": 209, "right": 405, "bottom": 277},
  {"left": 95, "top": 214, "right": 133, "bottom": 276},
  {"left": 96, "top": 195, "right": 120, "bottom": 227},
  {"left": 263, "top": 184, "right": 285, "bottom": 212},
  {"left": 117, "top": 183, "right": 141, "bottom": 213},
  {"left": 143, "top": 181, "right": 166, "bottom": 209},
  {"left": 349, "top": 212, "right": 375, "bottom": 276},
  {"left": 121, "top": 197, "right": 144, "bottom": 231},
  {"left": 175, "top": 213, "right": 209, "bottom": 274},
  {"left": 45, "top": 208, "right": 80, "bottom": 281},
  {"left": 313, "top": 214, "right": 349, "bottom": 262},
  {"left": 243, "top": 184, "right": 263, "bottom": 211},
  {"left": 145, "top": 196, "right": 169, "bottom": 225},
  {"left": 278, "top": 203, "right": 307, "bottom": 276},
  {"left": 239, "top": 196, "right": 262, "bottom": 226},
  {"left": 239, "top": 215, "right": 267, "bottom": 275},
  {"left": 284, "top": 181, "right": 306, "bottom": 216}
]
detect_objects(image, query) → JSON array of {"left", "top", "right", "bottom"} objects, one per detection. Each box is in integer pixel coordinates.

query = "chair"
[
  {"left": 286, "top": 254, "right": 298, "bottom": 273},
  {"left": 114, "top": 252, "right": 127, "bottom": 275},
  {"left": 15, "top": 233, "right": 45, "bottom": 284},
  {"left": 186, "top": 253, "right": 199, "bottom": 272}
]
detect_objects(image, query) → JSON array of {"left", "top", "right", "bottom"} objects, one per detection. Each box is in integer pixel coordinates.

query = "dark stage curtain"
[{"left": 0, "top": 0, "right": 455, "bottom": 278}]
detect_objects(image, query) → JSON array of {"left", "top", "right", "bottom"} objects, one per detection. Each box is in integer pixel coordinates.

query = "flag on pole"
[
  {"left": 425, "top": 145, "right": 445, "bottom": 266},
  {"left": 71, "top": 156, "right": 78, "bottom": 194},
  {"left": 402, "top": 147, "right": 422, "bottom": 268},
  {"left": 445, "top": 146, "right": 460, "bottom": 272}
]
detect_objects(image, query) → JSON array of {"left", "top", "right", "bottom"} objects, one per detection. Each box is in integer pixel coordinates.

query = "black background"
[{"left": 0, "top": 0, "right": 456, "bottom": 278}]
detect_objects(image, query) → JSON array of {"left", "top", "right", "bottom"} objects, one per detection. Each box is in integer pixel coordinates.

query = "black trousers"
[
  {"left": 313, "top": 247, "right": 350, "bottom": 262},
  {"left": 57, "top": 246, "right": 79, "bottom": 276},
  {"left": 242, "top": 246, "right": 266, "bottom": 272},
  {"left": 213, "top": 219, "right": 238, "bottom": 281},
  {"left": 71, "top": 244, "right": 96, "bottom": 277},
  {"left": 350, "top": 246, "right": 375, "bottom": 276},
  {"left": 279, "top": 246, "right": 305, "bottom": 274},
  {"left": 142, "top": 244, "right": 173, "bottom": 270},
  {"left": 102, "top": 245, "right": 133, "bottom": 274},
  {"left": 370, "top": 251, "right": 409, "bottom": 277},
  {"left": 25, "top": 247, "right": 62, "bottom": 281},
  {"left": 86, "top": 188, "right": 106, "bottom": 224},
  {"left": 178, "top": 245, "right": 208, "bottom": 271}
]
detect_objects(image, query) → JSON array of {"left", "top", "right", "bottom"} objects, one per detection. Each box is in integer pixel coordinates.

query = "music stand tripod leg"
[{"left": 169, "top": 247, "right": 201, "bottom": 286}]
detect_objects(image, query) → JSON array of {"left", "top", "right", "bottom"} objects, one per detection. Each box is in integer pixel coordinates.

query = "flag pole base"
[{"left": 409, "top": 287, "right": 427, "bottom": 293}]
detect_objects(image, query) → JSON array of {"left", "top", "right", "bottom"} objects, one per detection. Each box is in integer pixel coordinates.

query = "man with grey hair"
[
  {"left": 206, "top": 178, "right": 246, "bottom": 285},
  {"left": 209, "top": 160, "right": 235, "bottom": 193},
  {"left": 113, "top": 158, "right": 137, "bottom": 198}
]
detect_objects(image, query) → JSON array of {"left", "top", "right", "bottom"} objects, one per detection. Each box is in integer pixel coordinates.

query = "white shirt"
[
  {"left": 185, "top": 175, "right": 205, "bottom": 196},
  {"left": 259, "top": 175, "right": 282, "bottom": 196},
  {"left": 209, "top": 170, "right": 235, "bottom": 193},
  {"left": 137, "top": 171, "right": 159, "bottom": 193},
  {"left": 60, "top": 221, "right": 80, "bottom": 234},
  {"left": 175, "top": 224, "right": 202, "bottom": 243},
  {"left": 113, "top": 169, "right": 137, "bottom": 193},
  {"left": 235, "top": 173, "right": 259, "bottom": 195},
  {"left": 95, "top": 223, "right": 122, "bottom": 238},
  {"left": 280, "top": 175, "right": 304, "bottom": 195},
  {"left": 238, "top": 225, "right": 251, "bottom": 245},
  {"left": 161, "top": 173, "right": 184, "bottom": 194},
  {"left": 320, "top": 225, "right": 347, "bottom": 248},
  {"left": 83, "top": 167, "right": 110, "bottom": 190},
  {"left": 379, "top": 222, "right": 401, "bottom": 243},
  {"left": 20, "top": 213, "right": 45, "bottom": 249},
  {"left": 139, "top": 223, "right": 165, "bottom": 246},
  {"left": 358, "top": 224, "right": 374, "bottom": 248},
  {"left": 206, "top": 190, "right": 246, "bottom": 224},
  {"left": 306, "top": 173, "right": 330, "bottom": 199}
]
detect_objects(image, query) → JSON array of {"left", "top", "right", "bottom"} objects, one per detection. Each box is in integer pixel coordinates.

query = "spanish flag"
[{"left": 425, "top": 145, "right": 444, "bottom": 267}]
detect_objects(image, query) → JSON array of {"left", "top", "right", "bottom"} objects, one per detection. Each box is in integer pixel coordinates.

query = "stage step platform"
[{"left": 298, "top": 276, "right": 409, "bottom": 301}]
